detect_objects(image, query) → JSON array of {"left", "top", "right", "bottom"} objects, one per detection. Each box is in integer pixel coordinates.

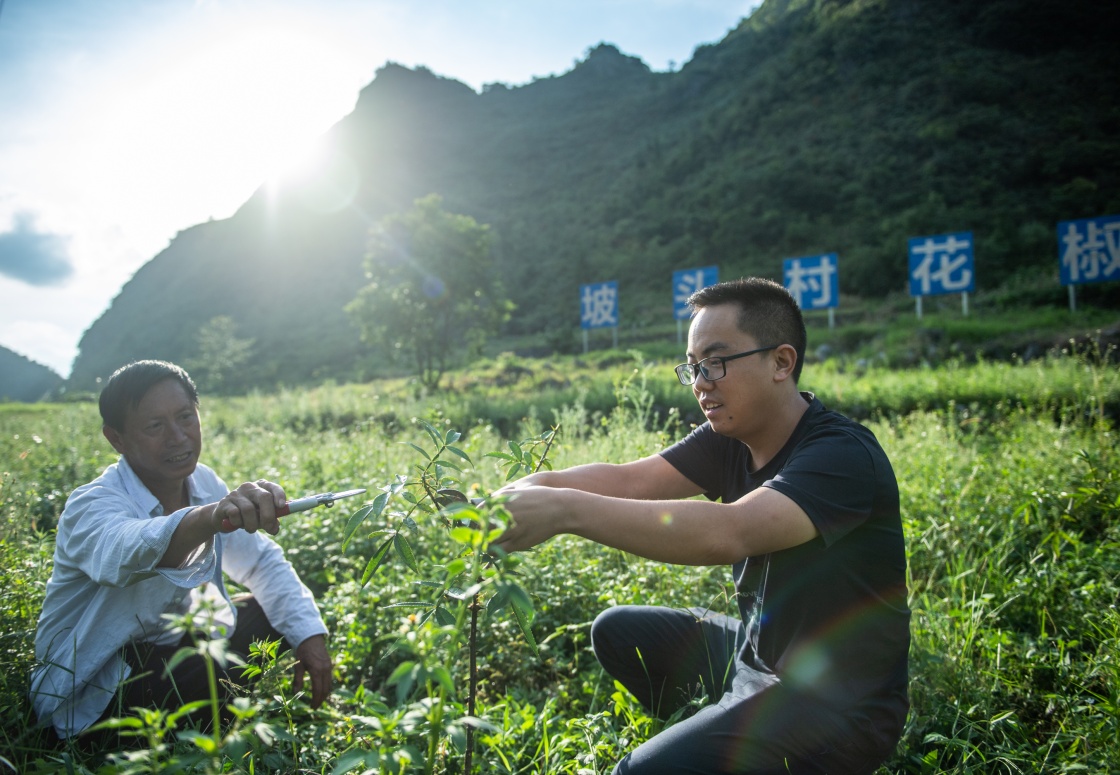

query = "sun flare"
[{"left": 82, "top": 18, "right": 364, "bottom": 229}]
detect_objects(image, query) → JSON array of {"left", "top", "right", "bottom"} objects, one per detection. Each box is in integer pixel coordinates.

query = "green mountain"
[
  {"left": 0, "top": 345, "right": 63, "bottom": 402},
  {"left": 67, "top": 0, "right": 1120, "bottom": 392}
]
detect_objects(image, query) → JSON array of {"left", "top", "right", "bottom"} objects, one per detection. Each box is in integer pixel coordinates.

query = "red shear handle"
[{"left": 219, "top": 500, "right": 295, "bottom": 533}]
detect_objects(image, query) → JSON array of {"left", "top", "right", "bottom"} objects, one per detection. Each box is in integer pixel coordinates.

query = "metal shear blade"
[{"left": 318, "top": 488, "right": 366, "bottom": 507}]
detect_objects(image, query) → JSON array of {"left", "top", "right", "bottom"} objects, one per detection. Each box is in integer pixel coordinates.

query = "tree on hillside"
[
  {"left": 346, "top": 195, "right": 514, "bottom": 391},
  {"left": 187, "top": 315, "right": 255, "bottom": 394}
]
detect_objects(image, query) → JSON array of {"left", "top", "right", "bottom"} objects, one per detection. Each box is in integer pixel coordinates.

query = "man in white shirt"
[{"left": 30, "top": 360, "right": 333, "bottom": 740}]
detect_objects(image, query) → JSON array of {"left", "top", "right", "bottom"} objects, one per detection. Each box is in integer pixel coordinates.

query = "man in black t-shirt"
[{"left": 495, "top": 277, "right": 910, "bottom": 774}]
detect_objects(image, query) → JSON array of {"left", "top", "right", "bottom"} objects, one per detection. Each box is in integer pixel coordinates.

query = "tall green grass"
[{"left": 1, "top": 353, "right": 1117, "bottom": 773}]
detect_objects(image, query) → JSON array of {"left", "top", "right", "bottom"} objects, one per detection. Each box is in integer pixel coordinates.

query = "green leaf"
[
  {"left": 342, "top": 492, "right": 389, "bottom": 552},
  {"left": 382, "top": 601, "right": 432, "bottom": 609},
  {"left": 253, "top": 721, "right": 278, "bottom": 746},
  {"left": 449, "top": 526, "right": 477, "bottom": 544},
  {"left": 435, "top": 459, "right": 463, "bottom": 475},
  {"left": 430, "top": 665, "right": 456, "bottom": 695},
  {"left": 449, "top": 581, "right": 483, "bottom": 600},
  {"left": 460, "top": 716, "right": 502, "bottom": 736},
  {"left": 191, "top": 735, "right": 220, "bottom": 754},
  {"left": 484, "top": 452, "right": 516, "bottom": 463},
  {"left": 165, "top": 646, "right": 199, "bottom": 673},
  {"left": 419, "top": 420, "right": 442, "bottom": 448},
  {"left": 394, "top": 533, "right": 419, "bottom": 573},
  {"left": 487, "top": 583, "right": 510, "bottom": 614},
  {"left": 387, "top": 658, "right": 418, "bottom": 685},
  {"left": 331, "top": 748, "right": 378, "bottom": 775},
  {"left": 396, "top": 666, "right": 421, "bottom": 704},
  {"left": 89, "top": 715, "right": 143, "bottom": 730},
  {"left": 167, "top": 700, "right": 211, "bottom": 724},
  {"left": 406, "top": 442, "right": 432, "bottom": 460},
  {"left": 360, "top": 535, "right": 395, "bottom": 586},
  {"left": 444, "top": 429, "right": 462, "bottom": 445},
  {"left": 447, "top": 445, "right": 473, "bottom": 464},
  {"left": 509, "top": 582, "right": 535, "bottom": 623},
  {"left": 510, "top": 597, "right": 540, "bottom": 658}
]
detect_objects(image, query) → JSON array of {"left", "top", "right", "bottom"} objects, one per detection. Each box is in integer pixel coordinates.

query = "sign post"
[
  {"left": 783, "top": 253, "right": 839, "bottom": 327},
  {"left": 672, "top": 266, "right": 719, "bottom": 344},
  {"left": 1058, "top": 214, "right": 1120, "bottom": 312},
  {"left": 908, "top": 232, "right": 975, "bottom": 319},
  {"left": 580, "top": 280, "right": 619, "bottom": 352}
]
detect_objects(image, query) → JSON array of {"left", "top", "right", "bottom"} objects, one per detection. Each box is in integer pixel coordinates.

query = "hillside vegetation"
[
  {"left": 0, "top": 346, "right": 62, "bottom": 403},
  {"left": 67, "top": 0, "right": 1120, "bottom": 392}
]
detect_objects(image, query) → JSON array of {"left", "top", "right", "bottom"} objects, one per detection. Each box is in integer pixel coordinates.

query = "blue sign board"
[
  {"left": 672, "top": 266, "right": 719, "bottom": 320},
  {"left": 908, "top": 232, "right": 975, "bottom": 297},
  {"left": 784, "top": 253, "right": 839, "bottom": 310},
  {"left": 1058, "top": 214, "right": 1120, "bottom": 286},
  {"left": 580, "top": 281, "right": 619, "bottom": 329}
]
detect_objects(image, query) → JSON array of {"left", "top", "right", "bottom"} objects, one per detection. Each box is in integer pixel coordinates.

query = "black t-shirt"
[{"left": 661, "top": 394, "right": 910, "bottom": 719}]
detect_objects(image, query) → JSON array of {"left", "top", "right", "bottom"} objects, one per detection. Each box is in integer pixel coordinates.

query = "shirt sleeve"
[
  {"left": 220, "top": 530, "right": 327, "bottom": 648},
  {"left": 58, "top": 484, "right": 215, "bottom": 589},
  {"left": 762, "top": 425, "right": 881, "bottom": 546},
  {"left": 660, "top": 422, "right": 729, "bottom": 499}
]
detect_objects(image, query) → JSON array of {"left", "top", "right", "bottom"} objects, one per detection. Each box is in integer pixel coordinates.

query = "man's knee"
[
  {"left": 590, "top": 605, "right": 624, "bottom": 649},
  {"left": 590, "top": 605, "right": 646, "bottom": 667}
]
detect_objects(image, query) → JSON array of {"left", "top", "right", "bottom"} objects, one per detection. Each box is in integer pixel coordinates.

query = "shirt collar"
[{"left": 115, "top": 456, "right": 204, "bottom": 517}]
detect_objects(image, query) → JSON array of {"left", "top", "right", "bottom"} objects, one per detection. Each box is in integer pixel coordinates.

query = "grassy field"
[{"left": 1, "top": 346, "right": 1118, "bottom": 773}]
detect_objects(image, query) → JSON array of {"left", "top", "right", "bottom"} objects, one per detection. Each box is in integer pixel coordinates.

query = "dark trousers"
[
  {"left": 98, "top": 595, "right": 287, "bottom": 732},
  {"left": 591, "top": 605, "right": 895, "bottom": 775}
]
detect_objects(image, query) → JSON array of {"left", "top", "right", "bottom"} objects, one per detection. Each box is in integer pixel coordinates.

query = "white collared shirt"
[{"left": 30, "top": 457, "right": 328, "bottom": 738}]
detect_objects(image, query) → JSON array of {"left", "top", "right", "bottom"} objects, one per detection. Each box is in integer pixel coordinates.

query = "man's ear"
[
  {"left": 103, "top": 425, "right": 126, "bottom": 454},
  {"left": 772, "top": 344, "right": 798, "bottom": 383}
]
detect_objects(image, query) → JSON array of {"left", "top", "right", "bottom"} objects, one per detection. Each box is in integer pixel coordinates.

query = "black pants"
[
  {"left": 591, "top": 605, "right": 896, "bottom": 775},
  {"left": 101, "top": 595, "right": 288, "bottom": 730}
]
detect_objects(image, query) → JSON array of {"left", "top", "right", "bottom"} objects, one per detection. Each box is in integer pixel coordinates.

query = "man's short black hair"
[
  {"left": 688, "top": 277, "right": 808, "bottom": 383},
  {"left": 99, "top": 360, "right": 199, "bottom": 431}
]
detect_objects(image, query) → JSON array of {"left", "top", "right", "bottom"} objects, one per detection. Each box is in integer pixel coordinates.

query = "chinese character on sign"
[
  {"left": 672, "top": 266, "right": 719, "bottom": 320},
  {"left": 580, "top": 281, "right": 619, "bottom": 329},
  {"left": 908, "top": 232, "right": 975, "bottom": 296},
  {"left": 784, "top": 254, "right": 839, "bottom": 310},
  {"left": 1058, "top": 215, "right": 1120, "bottom": 286}
]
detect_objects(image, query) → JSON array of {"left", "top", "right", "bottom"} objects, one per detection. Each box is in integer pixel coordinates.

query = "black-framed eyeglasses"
[{"left": 674, "top": 345, "right": 780, "bottom": 386}]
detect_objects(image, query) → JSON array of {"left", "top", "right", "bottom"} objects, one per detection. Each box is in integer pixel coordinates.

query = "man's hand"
[
  {"left": 293, "top": 634, "right": 333, "bottom": 708},
  {"left": 492, "top": 485, "right": 572, "bottom": 553},
  {"left": 162, "top": 480, "right": 286, "bottom": 568},
  {"left": 214, "top": 480, "right": 286, "bottom": 535}
]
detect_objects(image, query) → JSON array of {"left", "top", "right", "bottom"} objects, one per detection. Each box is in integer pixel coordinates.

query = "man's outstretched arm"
[
  {"left": 494, "top": 482, "right": 818, "bottom": 566},
  {"left": 159, "top": 480, "right": 286, "bottom": 568},
  {"left": 502, "top": 454, "right": 704, "bottom": 501}
]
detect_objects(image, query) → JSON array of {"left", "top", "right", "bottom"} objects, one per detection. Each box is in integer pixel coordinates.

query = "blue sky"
[{"left": 0, "top": 0, "right": 760, "bottom": 377}]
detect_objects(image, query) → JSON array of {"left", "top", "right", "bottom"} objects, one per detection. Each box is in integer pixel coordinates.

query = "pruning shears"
[
  {"left": 277, "top": 488, "right": 367, "bottom": 516},
  {"left": 220, "top": 488, "right": 366, "bottom": 532}
]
